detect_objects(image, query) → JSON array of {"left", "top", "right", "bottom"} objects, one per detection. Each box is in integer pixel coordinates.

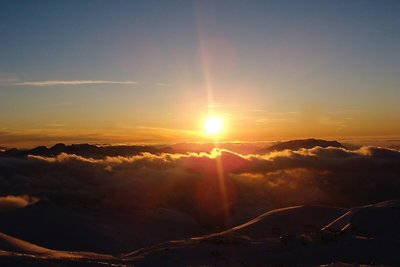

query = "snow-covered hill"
[{"left": 1, "top": 200, "right": 399, "bottom": 266}]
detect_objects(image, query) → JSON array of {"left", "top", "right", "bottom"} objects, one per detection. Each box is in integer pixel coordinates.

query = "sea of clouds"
[{"left": 1, "top": 145, "right": 400, "bottom": 226}]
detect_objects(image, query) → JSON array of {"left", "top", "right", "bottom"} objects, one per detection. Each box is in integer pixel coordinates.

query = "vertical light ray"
[
  {"left": 195, "top": 1, "right": 231, "bottom": 227},
  {"left": 198, "top": 25, "right": 215, "bottom": 115},
  {"left": 215, "top": 150, "right": 231, "bottom": 227}
]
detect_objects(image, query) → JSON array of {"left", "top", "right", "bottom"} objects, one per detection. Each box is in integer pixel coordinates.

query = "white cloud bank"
[{"left": 1, "top": 145, "right": 400, "bottom": 223}]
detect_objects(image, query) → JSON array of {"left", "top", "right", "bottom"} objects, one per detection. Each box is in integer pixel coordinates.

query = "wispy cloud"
[{"left": 11, "top": 80, "right": 138, "bottom": 86}]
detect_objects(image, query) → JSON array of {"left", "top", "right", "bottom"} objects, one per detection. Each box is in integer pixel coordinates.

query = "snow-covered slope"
[
  {"left": 0, "top": 200, "right": 205, "bottom": 254},
  {"left": 221, "top": 205, "right": 346, "bottom": 239},
  {"left": 0, "top": 231, "right": 111, "bottom": 259},
  {"left": 322, "top": 199, "right": 400, "bottom": 240},
  {"left": 123, "top": 200, "right": 400, "bottom": 266},
  {"left": 1, "top": 200, "right": 400, "bottom": 266}
]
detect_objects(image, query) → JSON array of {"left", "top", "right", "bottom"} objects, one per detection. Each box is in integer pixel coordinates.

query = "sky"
[{"left": 1, "top": 0, "right": 400, "bottom": 147}]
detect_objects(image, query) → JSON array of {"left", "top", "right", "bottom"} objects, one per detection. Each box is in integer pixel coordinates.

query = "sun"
[{"left": 204, "top": 117, "right": 224, "bottom": 136}]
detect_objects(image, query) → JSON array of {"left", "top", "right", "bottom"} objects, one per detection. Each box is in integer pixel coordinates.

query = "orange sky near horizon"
[{"left": 1, "top": 2, "right": 400, "bottom": 148}]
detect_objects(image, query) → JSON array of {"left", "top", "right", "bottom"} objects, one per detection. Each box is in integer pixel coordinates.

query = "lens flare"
[{"left": 204, "top": 117, "right": 223, "bottom": 135}]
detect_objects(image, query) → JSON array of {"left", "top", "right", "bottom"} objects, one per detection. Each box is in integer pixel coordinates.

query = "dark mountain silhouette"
[
  {"left": 0, "top": 143, "right": 173, "bottom": 159},
  {"left": 1, "top": 139, "right": 347, "bottom": 159},
  {"left": 258, "top": 138, "right": 346, "bottom": 153}
]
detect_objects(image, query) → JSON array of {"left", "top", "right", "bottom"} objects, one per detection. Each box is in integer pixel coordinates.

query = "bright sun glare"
[{"left": 204, "top": 117, "right": 223, "bottom": 136}]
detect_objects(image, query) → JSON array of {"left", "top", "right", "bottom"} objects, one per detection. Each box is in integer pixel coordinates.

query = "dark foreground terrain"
[
  {"left": 1, "top": 200, "right": 399, "bottom": 267},
  {"left": 1, "top": 139, "right": 400, "bottom": 266}
]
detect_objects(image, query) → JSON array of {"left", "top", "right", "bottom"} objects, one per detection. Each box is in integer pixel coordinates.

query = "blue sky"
[{"left": 1, "top": 1, "right": 400, "bottom": 146}]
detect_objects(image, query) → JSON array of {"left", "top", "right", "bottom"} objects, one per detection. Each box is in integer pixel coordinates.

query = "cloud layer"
[{"left": 1, "top": 145, "right": 400, "bottom": 225}]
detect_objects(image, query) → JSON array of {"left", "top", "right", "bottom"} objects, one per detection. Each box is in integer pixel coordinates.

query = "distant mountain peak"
[
  {"left": 0, "top": 143, "right": 173, "bottom": 159},
  {"left": 258, "top": 138, "right": 346, "bottom": 153}
]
